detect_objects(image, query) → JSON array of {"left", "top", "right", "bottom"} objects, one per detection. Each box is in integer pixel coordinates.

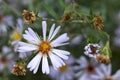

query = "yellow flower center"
[
  {"left": 39, "top": 41, "right": 51, "bottom": 54},
  {"left": 59, "top": 65, "right": 67, "bottom": 72},
  {"left": 11, "top": 30, "right": 21, "bottom": 41}
]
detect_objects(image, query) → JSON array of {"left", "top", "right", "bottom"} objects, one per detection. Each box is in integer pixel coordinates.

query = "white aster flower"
[
  {"left": 91, "top": 64, "right": 120, "bottom": 80},
  {"left": 75, "top": 56, "right": 98, "bottom": 80},
  {"left": 84, "top": 43, "right": 100, "bottom": 58},
  {"left": 10, "top": 18, "right": 29, "bottom": 59},
  {"left": 11, "top": 18, "right": 23, "bottom": 51},
  {"left": 18, "top": 21, "right": 70, "bottom": 74},
  {"left": 0, "top": 46, "right": 14, "bottom": 72},
  {"left": 49, "top": 56, "right": 75, "bottom": 80}
]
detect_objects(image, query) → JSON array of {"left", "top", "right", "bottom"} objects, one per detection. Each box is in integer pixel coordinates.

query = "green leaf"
[
  {"left": 58, "top": 0, "right": 65, "bottom": 9},
  {"left": 43, "top": 2, "right": 58, "bottom": 19},
  {"left": 64, "top": 3, "right": 73, "bottom": 14}
]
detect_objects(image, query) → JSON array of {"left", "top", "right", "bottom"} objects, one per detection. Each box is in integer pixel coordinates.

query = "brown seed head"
[
  {"left": 22, "top": 10, "right": 36, "bottom": 24},
  {"left": 96, "top": 54, "right": 110, "bottom": 64},
  {"left": 11, "top": 64, "right": 26, "bottom": 76},
  {"left": 93, "top": 15, "right": 104, "bottom": 30},
  {"left": 60, "top": 13, "right": 71, "bottom": 23},
  {"left": 90, "top": 45, "right": 98, "bottom": 55}
]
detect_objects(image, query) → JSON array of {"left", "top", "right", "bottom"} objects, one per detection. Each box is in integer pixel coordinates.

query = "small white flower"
[
  {"left": 84, "top": 43, "right": 100, "bottom": 58},
  {"left": 10, "top": 18, "right": 29, "bottom": 59},
  {"left": 11, "top": 18, "right": 23, "bottom": 51},
  {"left": 49, "top": 56, "right": 75, "bottom": 80},
  {"left": 91, "top": 64, "right": 120, "bottom": 80},
  {"left": 0, "top": 46, "right": 14, "bottom": 72},
  {"left": 18, "top": 21, "right": 70, "bottom": 74},
  {"left": 75, "top": 56, "right": 98, "bottom": 80}
]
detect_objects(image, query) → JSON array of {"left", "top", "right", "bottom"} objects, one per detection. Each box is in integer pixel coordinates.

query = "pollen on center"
[
  {"left": 11, "top": 30, "right": 21, "bottom": 41},
  {"left": 59, "top": 65, "right": 67, "bottom": 72},
  {"left": 39, "top": 41, "right": 51, "bottom": 54}
]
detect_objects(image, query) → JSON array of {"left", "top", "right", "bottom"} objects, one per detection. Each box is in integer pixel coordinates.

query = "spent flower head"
[
  {"left": 11, "top": 64, "right": 26, "bottom": 76},
  {"left": 60, "top": 13, "right": 72, "bottom": 23},
  {"left": 93, "top": 15, "right": 104, "bottom": 30},
  {"left": 96, "top": 54, "right": 110, "bottom": 64},
  {"left": 22, "top": 10, "right": 36, "bottom": 24},
  {"left": 84, "top": 43, "right": 101, "bottom": 58}
]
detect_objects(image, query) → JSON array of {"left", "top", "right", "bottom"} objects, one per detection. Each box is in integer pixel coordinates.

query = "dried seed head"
[
  {"left": 22, "top": 10, "right": 36, "bottom": 24},
  {"left": 93, "top": 15, "right": 104, "bottom": 30},
  {"left": 89, "top": 45, "right": 99, "bottom": 55},
  {"left": 96, "top": 54, "right": 110, "bottom": 64},
  {"left": 84, "top": 44, "right": 100, "bottom": 57},
  {"left": 60, "top": 13, "right": 72, "bottom": 23},
  {"left": 11, "top": 64, "right": 26, "bottom": 76}
]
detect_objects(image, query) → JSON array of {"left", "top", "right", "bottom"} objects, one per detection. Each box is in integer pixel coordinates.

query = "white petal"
[
  {"left": 49, "top": 53, "right": 65, "bottom": 69},
  {"left": 42, "top": 55, "right": 50, "bottom": 74},
  {"left": 49, "top": 26, "right": 61, "bottom": 41},
  {"left": 24, "top": 28, "right": 40, "bottom": 44},
  {"left": 28, "top": 28, "right": 40, "bottom": 41},
  {"left": 107, "top": 64, "right": 112, "bottom": 76},
  {"left": 91, "top": 74, "right": 102, "bottom": 80},
  {"left": 28, "top": 54, "right": 41, "bottom": 69},
  {"left": 95, "top": 67, "right": 104, "bottom": 77},
  {"left": 16, "top": 18, "right": 23, "bottom": 33},
  {"left": 18, "top": 42, "right": 29, "bottom": 46},
  {"left": 52, "top": 49, "right": 69, "bottom": 60},
  {"left": 27, "top": 54, "right": 42, "bottom": 74},
  {"left": 33, "top": 53, "right": 42, "bottom": 74},
  {"left": 76, "top": 56, "right": 88, "bottom": 68},
  {"left": 100, "top": 64, "right": 108, "bottom": 76},
  {"left": 79, "top": 73, "right": 87, "bottom": 80},
  {"left": 112, "top": 70, "right": 120, "bottom": 79},
  {"left": 42, "top": 21, "right": 47, "bottom": 41},
  {"left": 18, "top": 43, "right": 37, "bottom": 52},
  {"left": 48, "top": 23, "right": 55, "bottom": 40},
  {"left": 51, "top": 42, "right": 69, "bottom": 47},
  {"left": 51, "top": 33, "right": 69, "bottom": 46},
  {"left": 52, "top": 49, "right": 70, "bottom": 55}
]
